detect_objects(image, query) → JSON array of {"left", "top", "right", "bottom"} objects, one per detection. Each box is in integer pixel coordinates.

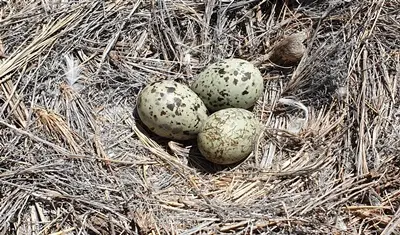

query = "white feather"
[
  {"left": 278, "top": 98, "right": 309, "bottom": 134},
  {"left": 64, "top": 54, "right": 80, "bottom": 86}
]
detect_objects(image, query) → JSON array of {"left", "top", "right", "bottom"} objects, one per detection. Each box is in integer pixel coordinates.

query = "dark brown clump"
[{"left": 269, "top": 32, "right": 308, "bottom": 66}]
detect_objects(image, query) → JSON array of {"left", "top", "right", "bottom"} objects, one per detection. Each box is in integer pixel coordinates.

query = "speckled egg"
[
  {"left": 191, "top": 58, "right": 264, "bottom": 112},
  {"left": 197, "top": 108, "right": 260, "bottom": 165},
  {"left": 137, "top": 80, "right": 209, "bottom": 140}
]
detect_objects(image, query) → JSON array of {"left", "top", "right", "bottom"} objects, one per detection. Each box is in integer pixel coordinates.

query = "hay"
[{"left": 0, "top": 0, "right": 399, "bottom": 234}]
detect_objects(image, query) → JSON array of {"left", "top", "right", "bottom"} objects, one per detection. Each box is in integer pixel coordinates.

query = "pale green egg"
[
  {"left": 191, "top": 58, "right": 264, "bottom": 112},
  {"left": 137, "top": 80, "right": 209, "bottom": 140},
  {"left": 197, "top": 108, "right": 260, "bottom": 165}
]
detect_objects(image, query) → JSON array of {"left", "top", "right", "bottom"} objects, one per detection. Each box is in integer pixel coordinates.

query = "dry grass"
[{"left": 1, "top": 0, "right": 399, "bottom": 234}]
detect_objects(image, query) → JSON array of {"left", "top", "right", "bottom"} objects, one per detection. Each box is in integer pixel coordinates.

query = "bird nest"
[{"left": 1, "top": 0, "right": 399, "bottom": 234}]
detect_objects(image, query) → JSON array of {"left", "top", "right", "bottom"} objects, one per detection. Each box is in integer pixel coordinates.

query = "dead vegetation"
[{"left": 0, "top": 0, "right": 399, "bottom": 234}]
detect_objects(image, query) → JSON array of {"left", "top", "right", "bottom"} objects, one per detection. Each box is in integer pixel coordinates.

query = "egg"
[
  {"left": 136, "top": 80, "right": 209, "bottom": 140},
  {"left": 191, "top": 58, "right": 264, "bottom": 112},
  {"left": 197, "top": 108, "right": 260, "bottom": 165}
]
